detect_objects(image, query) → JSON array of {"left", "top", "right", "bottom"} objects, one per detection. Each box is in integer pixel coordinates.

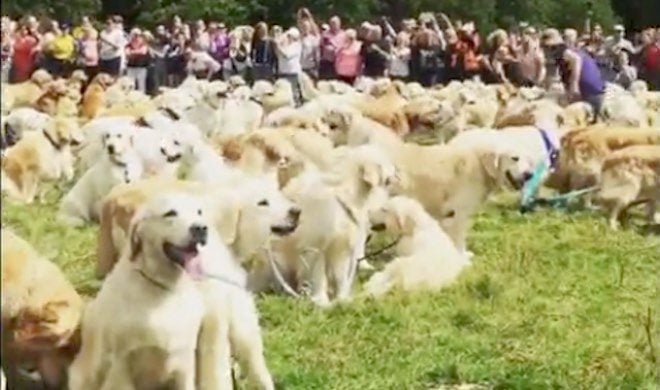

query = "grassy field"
[{"left": 2, "top": 188, "right": 659, "bottom": 390}]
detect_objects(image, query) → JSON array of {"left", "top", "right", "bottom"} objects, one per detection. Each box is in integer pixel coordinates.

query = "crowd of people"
[{"left": 1, "top": 10, "right": 659, "bottom": 101}]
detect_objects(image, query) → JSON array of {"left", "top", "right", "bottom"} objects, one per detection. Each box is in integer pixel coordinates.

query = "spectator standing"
[
  {"left": 226, "top": 31, "right": 251, "bottom": 80},
  {"left": 389, "top": 32, "right": 411, "bottom": 81},
  {"left": 638, "top": 29, "right": 659, "bottom": 90},
  {"left": 11, "top": 21, "right": 40, "bottom": 82},
  {"left": 209, "top": 22, "right": 230, "bottom": 78},
  {"left": 541, "top": 28, "right": 605, "bottom": 121},
  {"left": 275, "top": 27, "right": 303, "bottom": 105},
  {"left": 166, "top": 31, "right": 187, "bottom": 86},
  {"left": 334, "top": 28, "right": 362, "bottom": 85},
  {"left": 147, "top": 26, "right": 169, "bottom": 94},
  {"left": 413, "top": 14, "right": 444, "bottom": 86},
  {"left": 300, "top": 19, "right": 320, "bottom": 79},
  {"left": 250, "top": 22, "right": 276, "bottom": 81},
  {"left": 79, "top": 25, "right": 99, "bottom": 80},
  {"left": 47, "top": 22, "right": 75, "bottom": 78},
  {"left": 361, "top": 25, "right": 390, "bottom": 78},
  {"left": 518, "top": 26, "right": 546, "bottom": 86},
  {"left": 193, "top": 20, "right": 211, "bottom": 52},
  {"left": 319, "top": 16, "right": 346, "bottom": 80},
  {"left": 125, "top": 28, "right": 151, "bottom": 92},
  {"left": 187, "top": 42, "right": 221, "bottom": 80},
  {"left": 613, "top": 49, "right": 637, "bottom": 89},
  {"left": 99, "top": 17, "right": 125, "bottom": 77}
]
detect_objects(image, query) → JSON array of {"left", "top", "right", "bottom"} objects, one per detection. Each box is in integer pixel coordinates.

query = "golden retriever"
[
  {"left": 81, "top": 73, "right": 114, "bottom": 121},
  {"left": 363, "top": 196, "right": 469, "bottom": 297},
  {"left": 3, "top": 69, "right": 53, "bottom": 110},
  {"left": 1, "top": 116, "right": 79, "bottom": 203},
  {"left": 1, "top": 229, "right": 83, "bottom": 389},
  {"left": 68, "top": 193, "right": 213, "bottom": 389},
  {"left": 598, "top": 145, "right": 660, "bottom": 229}
]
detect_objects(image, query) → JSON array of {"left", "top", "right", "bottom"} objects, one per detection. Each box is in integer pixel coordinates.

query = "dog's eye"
[
  {"left": 197, "top": 209, "right": 202, "bottom": 216},
  {"left": 163, "top": 209, "right": 178, "bottom": 218},
  {"left": 511, "top": 156, "right": 520, "bottom": 162},
  {"left": 117, "top": 134, "right": 123, "bottom": 138},
  {"left": 174, "top": 140, "right": 180, "bottom": 146},
  {"left": 257, "top": 199, "right": 269, "bottom": 207},
  {"left": 444, "top": 210, "right": 456, "bottom": 218},
  {"left": 104, "top": 134, "right": 110, "bottom": 139}
]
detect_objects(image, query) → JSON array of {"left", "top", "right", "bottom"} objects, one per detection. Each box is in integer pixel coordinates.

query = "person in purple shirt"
[
  {"left": 209, "top": 22, "right": 230, "bottom": 79},
  {"left": 541, "top": 28, "right": 605, "bottom": 123}
]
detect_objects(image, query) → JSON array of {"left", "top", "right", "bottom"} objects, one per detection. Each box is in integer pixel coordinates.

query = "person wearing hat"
[
  {"left": 125, "top": 28, "right": 151, "bottom": 92},
  {"left": 541, "top": 28, "right": 605, "bottom": 122}
]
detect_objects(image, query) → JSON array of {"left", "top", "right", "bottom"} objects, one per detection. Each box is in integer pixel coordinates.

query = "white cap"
[{"left": 614, "top": 24, "right": 625, "bottom": 31}]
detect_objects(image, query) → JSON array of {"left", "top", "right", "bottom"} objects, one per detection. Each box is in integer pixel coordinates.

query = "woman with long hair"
[{"left": 250, "top": 22, "right": 275, "bottom": 81}]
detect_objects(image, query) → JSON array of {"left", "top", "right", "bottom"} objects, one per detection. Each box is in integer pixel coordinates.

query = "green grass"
[{"left": 2, "top": 189, "right": 659, "bottom": 389}]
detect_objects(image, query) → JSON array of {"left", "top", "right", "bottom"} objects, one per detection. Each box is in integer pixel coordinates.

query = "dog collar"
[
  {"left": 538, "top": 128, "right": 559, "bottom": 170},
  {"left": 42, "top": 130, "right": 63, "bottom": 151},
  {"left": 136, "top": 269, "right": 170, "bottom": 291}
]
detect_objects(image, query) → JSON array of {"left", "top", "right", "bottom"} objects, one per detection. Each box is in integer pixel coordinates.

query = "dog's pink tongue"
[{"left": 183, "top": 253, "right": 204, "bottom": 280}]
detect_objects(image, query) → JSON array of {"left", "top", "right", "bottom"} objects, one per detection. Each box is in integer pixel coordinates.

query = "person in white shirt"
[
  {"left": 389, "top": 32, "right": 411, "bottom": 80},
  {"left": 275, "top": 27, "right": 303, "bottom": 106},
  {"left": 98, "top": 17, "right": 126, "bottom": 76},
  {"left": 299, "top": 20, "right": 320, "bottom": 78},
  {"left": 187, "top": 43, "right": 221, "bottom": 79}
]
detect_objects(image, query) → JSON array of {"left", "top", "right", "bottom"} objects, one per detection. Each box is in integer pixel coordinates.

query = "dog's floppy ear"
[
  {"left": 480, "top": 151, "right": 500, "bottom": 179},
  {"left": 360, "top": 161, "right": 382, "bottom": 188},
  {"left": 127, "top": 207, "right": 149, "bottom": 262},
  {"left": 214, "top": 201, "right": 241, "bottom": 246},
  {"left": 393, "top": 207, "right": 415, "bottom": 235}
]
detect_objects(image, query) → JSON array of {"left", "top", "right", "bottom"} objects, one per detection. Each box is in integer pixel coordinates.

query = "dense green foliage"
[{"left": 4, "top": 0, "right": 659, "bottom": 32}]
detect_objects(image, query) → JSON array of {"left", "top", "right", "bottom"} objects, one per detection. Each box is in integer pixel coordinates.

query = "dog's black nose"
[
  {"left": 107, "top": 145, "right": 115, "bottom": 154},
  {"left": 522, "top": 172, "right": 533, "bottom": 182},
  {"left": 189, "top": 224, "right": 208, "bottom": 245},
  {"left": 288, "top": 207, "right": 301, "bottom": 220}
]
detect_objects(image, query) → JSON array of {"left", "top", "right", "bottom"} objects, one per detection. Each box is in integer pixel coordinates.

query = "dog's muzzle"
[{"left": 271, "top": 207, "right": 301, "bottom": 236}]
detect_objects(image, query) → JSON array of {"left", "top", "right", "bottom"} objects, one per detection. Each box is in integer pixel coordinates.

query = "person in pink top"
[
  {"left": 80, "top": 26, "right": 99, "bottom": 80},
  {"left": 319, "top": 15, "right": 346, "bottom": 79},
  {"left": 334, "top": 29, "right": 362, "bottom": 85}
]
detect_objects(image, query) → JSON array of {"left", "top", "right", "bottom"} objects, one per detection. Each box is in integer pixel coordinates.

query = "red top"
[
  {"left": 643, "top": 43, "right": 660, "bottom": 71},
  {"left": 12, "top": 34, "right": 39, "bottom": 82}
]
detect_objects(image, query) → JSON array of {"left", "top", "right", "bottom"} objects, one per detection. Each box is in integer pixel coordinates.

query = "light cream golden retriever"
[
  {"left": 598, "top": 145, "right": 660, "bottom": 229},
  {"left": 270, "top": 145, "right": 398, "bottom": 306},
  {"left": 69, "top": 193, "right": 219, "bottom": 389},
  {"left": 363, "top": 196, "right": 469, "bottom": 297}
]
